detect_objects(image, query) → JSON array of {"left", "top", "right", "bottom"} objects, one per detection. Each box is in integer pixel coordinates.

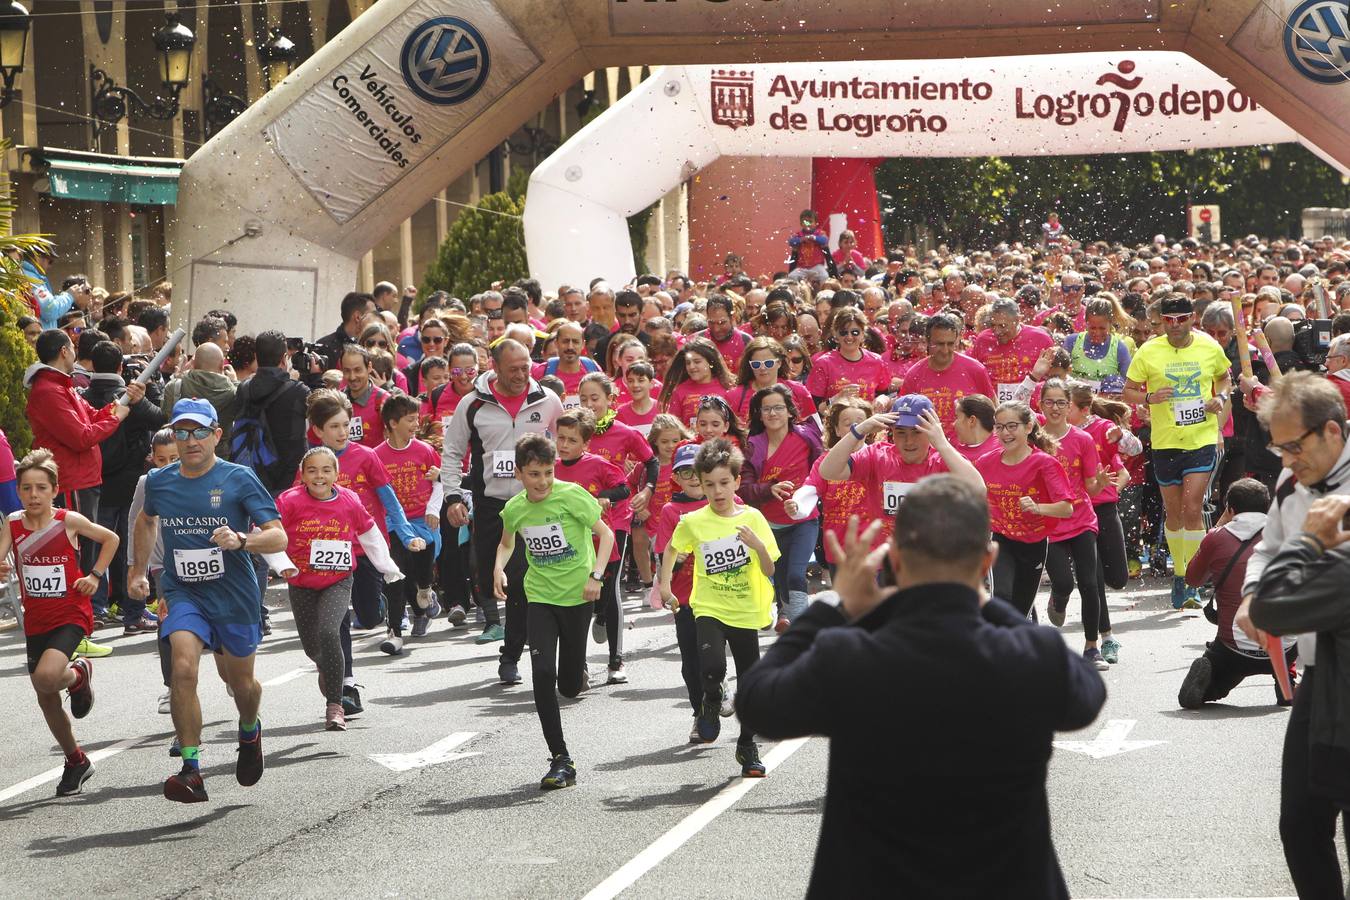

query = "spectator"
[
  {"left": 234, "top": 331, "right": 311, "bottom": 496},
  {"left": 163, "top": 342, "right": 238, "bottom": 457},
  {"left": 137, "top": 306, "right": 170, "bottom": 351},
  {"left": 314, "top": 292, "right": 375, "bottom": 371}
]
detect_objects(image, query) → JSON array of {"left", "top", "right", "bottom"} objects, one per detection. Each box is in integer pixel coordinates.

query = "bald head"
[
  {"left": 1264, "top": 316, "right": 1295, "bottom": 353},
  {"left": 193, "top": 341, "right": 225, "bottom": 373}
]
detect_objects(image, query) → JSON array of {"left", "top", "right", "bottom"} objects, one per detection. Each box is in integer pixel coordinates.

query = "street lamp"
[
  {"left": 258, "top": 27, "right": 298, "bottom": 90},
  {"left": 90, "top": 13, "right": 197, "bottom": 139},
  {"left": 1257, "top": 145, "right": 1274, "bottom": 172},
  {"left": 0, "top": 0, "right": 31, "bottom": 109}
]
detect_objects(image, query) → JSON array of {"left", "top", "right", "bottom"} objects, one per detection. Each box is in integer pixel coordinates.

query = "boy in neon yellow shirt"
[{"left": 661, "top": 438, "right": 779, "bottom": 777}]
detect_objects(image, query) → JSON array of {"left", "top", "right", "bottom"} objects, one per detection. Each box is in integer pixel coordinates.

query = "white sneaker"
[
  {"left": 606, "top": 661, "right": 627, "bottom": 684},
  {"left": 720, "top": 680, "right": 734, "bottom": 717},
  {"left": 158, "top": 692, "right": 171, "bottom": 715},
  {"left": 380, "top": 630, "right": 404, "bottom": 656}
]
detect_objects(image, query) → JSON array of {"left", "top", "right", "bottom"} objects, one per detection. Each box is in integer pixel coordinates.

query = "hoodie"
[
  {"left": 234, "top": 367, "right": 310, "bottom": 495},
  {"left": 83, "top": 372, "right": 166, "bottom": 508},
  {"left": 23, "top": 363, "right": 120, "bottom": 492},
  {"left": 163, "top": 369, "right": 238, "bottom": 456},
  {"left": 440, "top": 371, "right": 563, "bottom": 505},
  {"left": 22, "top": 260, "right": 76, "bottom": 330}
]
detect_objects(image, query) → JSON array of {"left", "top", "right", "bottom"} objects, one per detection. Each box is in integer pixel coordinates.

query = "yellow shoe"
[{"left": 72, "top": 637, "right": 113, "bottom": 659}]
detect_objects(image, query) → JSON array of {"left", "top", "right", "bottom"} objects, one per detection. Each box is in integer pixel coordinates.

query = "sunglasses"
[
  {"left": 749, "top": 359, "right": 778, "bottom": 370},
  {"left": 787, "top": 356, "right": 805, "bottom": 365},
  {"left": 1161, "top": 313, "right": 1193, "bottom": 324},
  {"left": 64, "top": 325, "right": 84, "bottom": 336},
  {"left": 450, "top": 366, "right": 477, "bottom": 377},
  {"left": 1062, "top": 285, "right": 1084, "bottom": 293},
  {"left": 837, "top": 329, "right": 863, "bottom": 338},
  {"left": 365, "top": 340, "right": 389, "bottom": 349},
  {"left": 421, "top": 335, "right": 446, "bottom": 345},
  {"left": 172, "top": 426, "right": 214, "bottom": 441}
]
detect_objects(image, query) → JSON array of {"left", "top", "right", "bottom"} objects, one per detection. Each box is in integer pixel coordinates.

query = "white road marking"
[
  {"left": 0, "top": 735, "right": 142, "bottom": 804},
  {"left": 262, "top": 667, "right": 311, "bottom": 687},
  {"left": 368, "top": 731, "right": 479, "bottom": 772},
  {"left": 1054, "top": 719, "right": 1167, "bottom": 759},
  {"left": 582, "top": 737, "right": 811, "bottom": 900}
]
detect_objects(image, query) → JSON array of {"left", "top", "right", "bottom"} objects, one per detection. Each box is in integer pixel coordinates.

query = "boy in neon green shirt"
[
  {"left": 495, "top": 433, "right": 615, "bottom": 791},
  {"left": 661, "top": 438, "right": 779, "bottom": 778}
]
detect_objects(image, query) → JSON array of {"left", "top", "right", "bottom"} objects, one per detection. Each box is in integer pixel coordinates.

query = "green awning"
[{"left": 44, "top": 156, "right": 181, "bottom": 206}]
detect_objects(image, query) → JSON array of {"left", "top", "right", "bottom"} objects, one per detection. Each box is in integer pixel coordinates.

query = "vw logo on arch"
[
  {"left": 400, "top": 17, "right": 491, "bottom": 105},
  {"left": 1283, "top": 0, "right": 1350, "bottom": 84}
]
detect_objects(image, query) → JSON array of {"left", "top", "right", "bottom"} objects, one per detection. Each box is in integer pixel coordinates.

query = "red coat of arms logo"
[{"left": 710, "top": 69, "right": 754, "bottom": 129}]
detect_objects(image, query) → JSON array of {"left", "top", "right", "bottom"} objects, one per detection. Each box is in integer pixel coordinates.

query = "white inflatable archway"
[
  {"left": 168, "top": 0, "right": 1350, "bottom": 338},
  {"left": 525, "top": 53, "right": 1344, "bottom": 288}
]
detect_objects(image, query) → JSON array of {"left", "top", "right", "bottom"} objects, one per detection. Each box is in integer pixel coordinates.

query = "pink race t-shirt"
[
  {"left": 803, "top": 456, "right": 868, "bottom": 564},
  {"left": 953, "top": 432, "right": 1001, "bottom": 463},
  {"left": 901, "top": 354, "right": 997, "bottom": 434},
  {"left": 292, "top": 442, "right": 391, "bottom": 555},
  {"left": 275, "top": 485, "right": 375, "bottom": 590},
  {"left": 555, "top": 452, "right": 626, "bottom": 560},
  {"left": 346, "top": 385, "right": 389, "bottom": 448},
  {"left": 843, "top": 443, "right": 949, "bottom": 540},
  {"left": 616, "top": 399, "right": 660, "bottom": 437},
  {"left": 589, "top": 419, "right": 656, "bottom": 531},
  {"left": 665, "top": 380, "right": 732, "bottom": 428},
  {"left": 1033, "top": 305, "right": 1088, "bottom": 332},
  {"left": 806, "top": 350, "right": 892, "bottom": 403},
  {"left": 1081, "top": 416, "right": 1126, "bottom": 505},
  {"left": 374, "top": 438, "right": 440, "bottom": 519},
  {"left": 730, "top": 380, "right": 815, "bottom": 424},
  {"left": 974, "top": 448, "right": 1074, "bottom": 543},
  {"left": 970, "top": 326, "right": 1054, "bottom": 400},
  {"left": 754, "top": 431, "right": 815, "bottom": 525},
  {"left": 490, "top": 382, "right": 528, "bottom": 419},
  {"left": 1047, "top": 425, "right": 1101, "bottom": 540}
]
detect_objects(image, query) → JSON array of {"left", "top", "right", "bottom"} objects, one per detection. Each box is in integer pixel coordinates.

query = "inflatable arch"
[{"left": 169, "top": 0, "right": 1350, "bottom": 337}]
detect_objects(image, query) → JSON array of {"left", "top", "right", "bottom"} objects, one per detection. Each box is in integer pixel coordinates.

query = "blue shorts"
[
  {"left": 160, "top": 595, "right": 261, "bottom": 658},
  {"left": 1152, "top": 445, "right": 1217, "bottom": 487}
]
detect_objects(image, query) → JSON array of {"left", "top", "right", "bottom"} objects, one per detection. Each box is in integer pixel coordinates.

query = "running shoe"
[
  {"left": 400, "top": 614, "right": 411, "bottom": 634},
  {"left": 417, "top": 588, "right": 441, "bottom": 620},
  {"left": 688, "top": 718, "right": 702, "bottom": 744},
  {"left": 606, "top": 661, "right": 627, "bottom": 685},
  {"left": 169, "top": 739, "right": 181, "bottom": 758},
  {"left": 1178, "top": 656, "right": 1213, "bottom": 710},
  {"left": 72, "top": 637, "right": 112, "bottom": 659},
  {"left": 1127, "top": 558, "right": 1142, "bottom": 579},
  {"left": 236, "top": 721, "right": 264, "bottom": 787},
  {"left": 720, "top": 681, "right": 735, "bottom": 718},
  {"left": 261, "top": 617, "right": 273, "bottom": 636},
  {"left": 539, "top": 754, "right": 576, "bottom": 790},
  {"left": 164, "top": 766, "right": 208, "bottom": 803},
  {"left": 379, "top": 630, "right": 404, "bottom": 656},
  {"left": 56, "top": 757, "right": 94, "bottom": 796},
  {"left": 591, "top": 613, "right": 607, "bottom": 645},
  {"left": 448, "top": 606, "right": 467, "bottom": 627},
  {"left": 475, "top": 623, "right": 505, "bottom": 644},
  {"left": 1084, "top": 647, "right": 1109, "bottom": 671},
  {"left": 696, "top": 696, "right": 722, "bottom": 743},
  {"left": 1047, "top": 600, "right": 1066, "bottom": 628},
  {"left": 68, "top": 658, "right": 94, "bottom": 719},
  {"left": 1181, "top": 587, "right": 1204, "bottom": 611},
  {"left": 142, "top": 609, "right": 159, "bottom": 624},
  {"left": 342, "top": 684, "right": 364, "bottom": 716},
  {"left": 158, "top": 692, "right": 171, "bottom": 715},
  {"left": 325, "top": 702, "right": 346, "bottom": 731},
  {"left": 774, "top": 615, "right": 790, "bottom": 635},
  {"left": 736, "top": 742, "right": 766, "bottom": 778},
  {"left": 498, "top": 660, "right": 522, "bottom": 685},
  {"left": 1170, "top": 577, "right": 1186, "bottom": 610},
  {"left": 1100, "top": 637, "right": 1122, "bottom": 665},
  {"left": 123, "top": 614, "right": 158, "bottom": 636},
  {"left": 410, "top": 616, "right": 429, "bottom": 637}
]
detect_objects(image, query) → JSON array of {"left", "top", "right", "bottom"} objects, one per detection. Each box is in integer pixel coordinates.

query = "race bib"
[
  {"left": 883, "top": 481, "right": 911, "bottom": 515},
  {"left": 174, "top": 547, "right": 224, "bottom": 583},
  {"left": 1172, "top": 398, "right": 1207, "bottom": 427},
  {"left": 700, "top": 534, "right": 749, "bottom": 576},
  {"left": 633, "top": 422, "right": 653, "bottom": 439},
  {"left": 491, "top": 451, "right": 516, "bottom": 479},
  {"left": 521, "top": 523, "right": 569, "bottom": 563},
  {"left": 996, "top": 383, "right": 1020, "bottom": 404},
  {"left": 309, "top": 539, "right": 353, "bottom": 571},
  {"left": 23, "top": 564, "right": 66, "bottom": 598},
  {"left": 348, "top": 416, "right": 365, "bottom": 442},
  {"left": 562, "top": 395, "right": 581, "bottom": 411}
]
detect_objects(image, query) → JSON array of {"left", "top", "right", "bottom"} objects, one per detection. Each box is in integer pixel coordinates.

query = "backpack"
[{"left": 229, "top": 382, "right": 295, "bottom": 491}]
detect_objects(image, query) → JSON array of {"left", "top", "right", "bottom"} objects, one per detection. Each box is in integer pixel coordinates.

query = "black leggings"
[
  {"left": 527, "top": 602, "right": 591, "bottom": 758},
  {"left": 388, "top": 537, "right": 435, "bottom": 636},
  {"left": 674, "top": 604, "right": 702, "bottom": 713},
  {"left": 472, "top": 494, "right": 528, "bottom": 663},
  {"left": 593, "top": 531, "right": 629, "bottom": 666},
  {"left": 1280, "top": 666, "right": 1350, "bottom": 897},
  {"left": 696, "top": 616, "right": 759, "bottom": 746},
  {"left": 1047, "top": 530, "right": 1104, "bottom": 642},
  {"left": 438, "top": 514, "right": 475, "bottom": 612},
  {"left": 992, "top": 534, "right": 1048, "bottom": 617}
]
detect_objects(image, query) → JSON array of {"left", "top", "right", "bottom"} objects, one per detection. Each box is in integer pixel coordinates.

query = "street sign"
[{"left": 1188, "top": 204, "right": 1221, "bottom": 243}]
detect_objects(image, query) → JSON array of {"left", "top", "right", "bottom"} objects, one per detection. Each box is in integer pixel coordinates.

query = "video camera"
[
  {"left": 121, "top": 352, "right": 152, "bottom": 382},
  {"left": 286, "top": 337, "right": 327, "bottom": 375},
  {"left": 1290, "top": 318, "right": 1333, "bottom": 372}
]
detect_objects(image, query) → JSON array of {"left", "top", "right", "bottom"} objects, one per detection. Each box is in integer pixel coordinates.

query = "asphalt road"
[{"left": 0, "top": 575, "right": 1330, "bottom": 899}]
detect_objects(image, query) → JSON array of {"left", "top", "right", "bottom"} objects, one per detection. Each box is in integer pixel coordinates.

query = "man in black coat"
[
  {"left": 233, "top": 330, "right": 310, "bottom": 497},
  {"left": 736, "top": 476, "right": 1107, "bottom": 899}
]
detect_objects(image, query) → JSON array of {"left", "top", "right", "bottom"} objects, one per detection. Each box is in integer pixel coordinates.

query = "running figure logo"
[
  {"left": 401, "top": 17, "right": 491, "bottom": 105},
  {"left": 1283, "top": 0, "right": 1350, "bottom": 84},
  {"left": 710, "top": 70, "right": 754, "bottom": 130}
]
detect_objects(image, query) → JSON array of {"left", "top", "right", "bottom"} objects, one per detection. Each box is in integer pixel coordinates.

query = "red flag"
[{"left": 1268, "top": 634, "right": 1294, "bottom": 702}]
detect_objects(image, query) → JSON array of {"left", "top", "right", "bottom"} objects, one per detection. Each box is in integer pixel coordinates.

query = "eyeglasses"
[
  {"left": 421, "top": 335, "right": 446, "bottom": 345},
  {"left": 64, "top": 325, "right": 84, "bottom": 336},
  {"left": 749, "top": 359, "right": 778, "bottom": 370},
  {"left": 172, "top": 426, "right": 215, "bottom": 441},
  {"left": 787, "top": 356, "right": 805, "bottom": 365},
  {"left": 450, "top": 366, "right": 477, "bottom": 377},
  {"left": 760, "top": 405, "right": 789, "bottom": 414},
  {"left": 365, "top": 340, "right": 389, "bottom": 349},
  {"left": 1041, "top": 398, "right": 1070, "bottom": 408},
  {"left": 1267, "top": 425, "right": 1322, "bottom": 457},
  {"left": 1062, "top": 285, "right": 1084, "bottom": 293},
  {"left": 1161, "top": 313, "right": 1193, "bottom": 324},
  {"left": 993, "top": 421, "right": 1025, "bottom": 432},
  {"left": 837, "top": 329, "right": 863, "bottom": 338}
]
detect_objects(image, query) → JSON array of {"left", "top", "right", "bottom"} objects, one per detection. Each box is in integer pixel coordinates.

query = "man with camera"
[
  {"left": 314, "top": 292, "right": 375, "bottom": 372},
  {"left": 1236, "top": 371, "right": 1350, "bottom": 897}
]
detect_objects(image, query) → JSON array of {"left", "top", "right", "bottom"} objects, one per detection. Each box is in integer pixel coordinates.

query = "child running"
[
  {"left": 634, "top": 415, "right": 690, "bottom": 588},
  {"left": 495, "top": 433, "right": 615, "bottom": 790},
  {"left": 661, "top": 439, "right": 779, "bottom": 778},
  {"left": 0, "top": 449, "right": 119, "bottom": 796}
]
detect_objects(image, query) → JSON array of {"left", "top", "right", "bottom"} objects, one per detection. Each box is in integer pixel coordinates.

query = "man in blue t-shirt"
[{"left": 128, "top": 399, "right": 286, "bottom": 805}]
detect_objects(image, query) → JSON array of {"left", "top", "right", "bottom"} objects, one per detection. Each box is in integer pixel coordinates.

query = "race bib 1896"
[
  {"left": 521, "top": 523, "right": 569, "bottom": 563},
  {"left": 700, "top": 535, "right": 749, "bottom": 576},
  {"left": 309, "top": 540, "right": 353, "bottom": 571},
  {"left": 492, "top": 451, "right": 516, "bottom": 479},
  {"left": 1172, "top": 398, "right": 1206, "bottom": 427},
  {"left": 174, "top": 547, "right": 224, "bottom": 583},
  {"left": 23, "top": 564, "right": 66, "bottom": 598}
]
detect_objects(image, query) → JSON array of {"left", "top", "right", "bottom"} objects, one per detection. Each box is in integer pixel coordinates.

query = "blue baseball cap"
[
  {"left": 673, "top": 443, "right": 700, "bottom": 471},
  {"left": 171, "top": 398, "right": 218, "bottom": 428},
  {"left": 890, "top": 394, "right": 934, "bottom": 428}
]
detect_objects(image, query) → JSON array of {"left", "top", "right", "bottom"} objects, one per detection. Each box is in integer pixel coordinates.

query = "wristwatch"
[
  {"left": 90, "top": 568, "right": 105, "bottom": 580},
  {"left": 589, "top": 570, "right": 605, "bottom": 582},
  {"left": 236, "top": 531, "right": 249, "bottom": 550}
]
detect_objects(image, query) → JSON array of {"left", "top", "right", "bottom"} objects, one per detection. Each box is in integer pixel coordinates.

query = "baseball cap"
[
  {"left": 673, "top": 302, "right": 694, "bottom": 317},
  {"left": 1158, "top": 295, "right": 1194, "bottom": 316},
  {"left": 673, "top": 443, "right": 700, "bottom": 472},
  {"left": 171, "top": 398, "right": 218, "bottom": 428},
  {"left": 890, "top": 394, "right": 934, "bottom": 428}
]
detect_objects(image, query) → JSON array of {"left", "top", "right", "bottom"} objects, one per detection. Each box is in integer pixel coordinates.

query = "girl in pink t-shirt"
[
  {"left": 659, "top": 339, "right": 735, "bottom": 428},
  {"left": 974, "top": 401, "right": 1074, "bottom": 618},
  {"left": 788, "top": 398, "right": 873, "bottom": 570}
]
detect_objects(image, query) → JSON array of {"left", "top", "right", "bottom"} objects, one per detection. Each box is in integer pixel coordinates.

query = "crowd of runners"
[{"left": 7, "top": 216, "right": 1350, "bottom": 800}]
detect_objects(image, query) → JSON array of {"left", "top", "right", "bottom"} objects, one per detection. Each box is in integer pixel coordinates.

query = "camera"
[
  {"left": 1290, "top": 318, "right": 1332, "bottom": 372},
  {"left": 121, "top": 353, "right": 150, "bottom": 382}
]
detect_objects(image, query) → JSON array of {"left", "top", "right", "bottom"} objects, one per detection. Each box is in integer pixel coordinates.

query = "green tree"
[
  {"left": 419, "top": 191, "right": 527, "bottom": 301},
  {"left": 0, "top": 141, "right": 47, "bottom": 455}
]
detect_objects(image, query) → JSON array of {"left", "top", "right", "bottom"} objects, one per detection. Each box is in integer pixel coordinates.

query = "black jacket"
[
  {"left": 313, "top": 324, "right": 358, "bottom": 373},
  {"left": 736, "top": 587, "right": 1106, "bottom": 900},
  {"left": 235, "top": 367, "right": 310, "bottom": 496},
  {"left": 83, "top": 373, "right": 165, "bottom": 508}
]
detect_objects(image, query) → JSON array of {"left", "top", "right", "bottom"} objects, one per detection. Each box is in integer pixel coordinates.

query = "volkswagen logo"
[
  {"left": 401, "top": 17, "right": 490, "bottom": 105},
  {"left": 1283, "top": 0, "right": 1350, "bottom": 85}
]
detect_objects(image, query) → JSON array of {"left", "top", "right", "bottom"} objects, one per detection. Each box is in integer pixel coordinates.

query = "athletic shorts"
[
  {"left": 26, "top": 623, "right": 86, "bottom": 674},
  {"left": 1152, "top": 445, "right": 1217, "bottom": 486},
  {"left": 160, "top": 595, "right": 261, "bottom": 658}
]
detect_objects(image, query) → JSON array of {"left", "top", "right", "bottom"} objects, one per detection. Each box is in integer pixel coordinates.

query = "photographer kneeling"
[{"left": 735, "top": 476, "right": 1106, "bottom": 899}]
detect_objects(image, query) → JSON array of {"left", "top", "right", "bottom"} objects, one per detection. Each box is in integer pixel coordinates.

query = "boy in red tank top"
[{"left": 0, "top": 449, "right": 120, "bottom": 796}]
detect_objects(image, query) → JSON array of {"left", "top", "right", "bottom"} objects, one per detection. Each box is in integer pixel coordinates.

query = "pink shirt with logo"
[
  {"left": 374, "top": 438, "right": 440, "bottom": 519},
  {"left": 1047, "top": 425, "right": 1101, "bottom": 541},
  {"left": 665, "top": 379, "right": 732, "bottom": 427},
  {"left": 901, "top": 354, "right": 997, "bottom": 434},
  {"left": 842, "top": 443, "right": 949, "bottom": 541},
  {"left": 1080, "top": 417, "right": 1126, "bottom": 506},
  {"left": 806, "top": 349, "right": 892, "bottom": 403},
  {"left": 346, "top": 385, "right": 389, "bottom": 448},
  {"left": 970, "top": 326, "right": 1054, "bottom": 396},
  {"left": 974, "top": 448, "right": 1075, "bottom": 543},
  {"left": 275, "top": 485, "right": 375, "bottom": 590}
]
